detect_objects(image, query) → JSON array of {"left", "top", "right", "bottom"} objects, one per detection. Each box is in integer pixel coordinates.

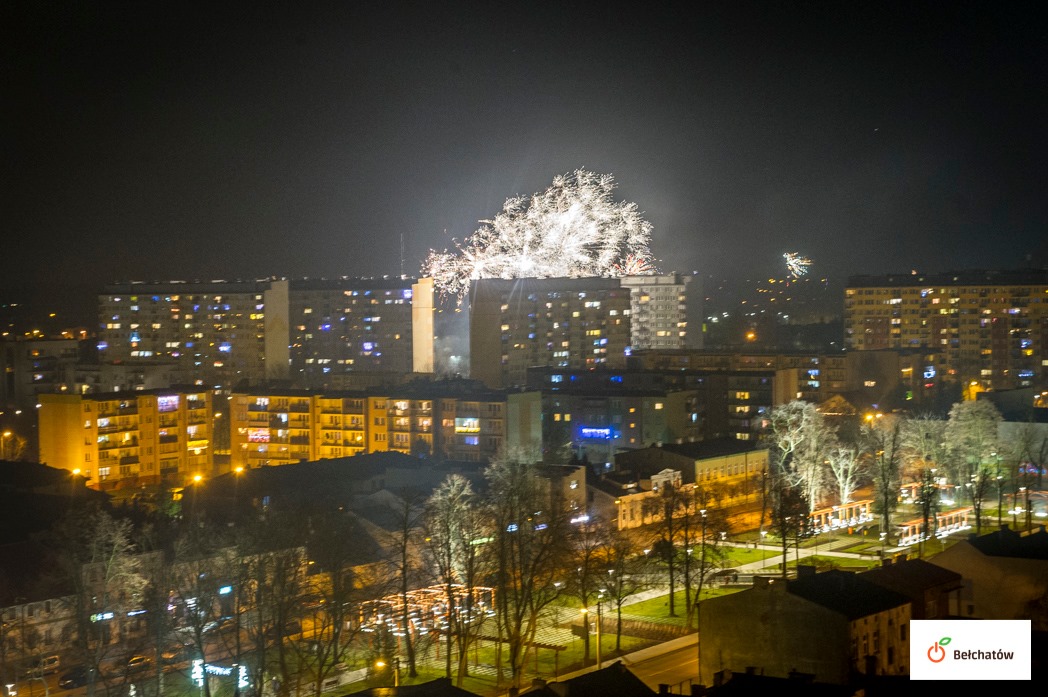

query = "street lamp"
[
  {"left": 375, "top": 657, "right": 400, "bottom": 687},
  {"left": 760, "top": 530, "right": 767, "bottom": 566},
  {"left": 595, "top": 591, "right": 604, "bottom": 670}
]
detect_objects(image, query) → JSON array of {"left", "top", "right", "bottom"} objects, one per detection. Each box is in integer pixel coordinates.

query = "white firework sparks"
[
  {"left": 423, "top": 169, "right": 658, "bottom": 298},
  {"left": 783, "top": 252, "right": 812, "bottom": 279}
]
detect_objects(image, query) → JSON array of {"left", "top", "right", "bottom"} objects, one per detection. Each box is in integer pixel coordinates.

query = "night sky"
[{"left": 4, "top": 1, "right": 1048, "bottom": 324}]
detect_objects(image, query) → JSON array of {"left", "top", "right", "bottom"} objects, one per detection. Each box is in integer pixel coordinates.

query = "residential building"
[
  {"left": 469, "top": 277, "right": 633, "bottom": 389},
  {"left": 97, "top": 279, "right": 291, "bottom": 389},
  {"left": 228, "top": 380, "right": 543, "bottom": 470},
  {"left": 526, "top": 366, "right": 700, "bottom": 462},
  {"left": 699, "top": 569, "right": 912, "bottom": 684},
  {"left": 469, "top": 274, "right": 706, "bottom": 390},
  {"left": 858, "top": 556, "right": 963, "bottom": 620},
  {"left": 95, "top": 277, "right": 436, "bottom": 392},
  {"left": 844, "top": 269, "right": 1048, "bottom": 391},
  {"left": 929, "top": 524, "right": 1048, "bottom": 630},
  {"left": 619, "top": 272, "right": 702, "bottom": 350},
  {"left": 38, "top": 389, "right": 215, "bottom": 490},
  {"left": 0, "top": 337, "right": 83, "bottom": 410},
  {"left": 527, "top": 366, "right": 783, "bottom": 457},
  {"left": 628, "top": 347, "right": 962, "bottom": 413},
  {"left": 289, "top": 276, "right": 432, "bottom": 388}
]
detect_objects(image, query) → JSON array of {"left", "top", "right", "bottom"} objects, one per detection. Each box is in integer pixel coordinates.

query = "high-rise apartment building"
[
  {"left": 844, "top": 269, "right": 1048, "bottom": 390},
  {"left": 96, "top": 277, "right": 435, "bottom": 391},
  {"left": 289, "top": 277, "right": 432, "bottom": 387},
  {"left": 38, "top": 389, "right": 215, "bottom": 490},
  {"left": 619, "top": 272, "right": 703, "bottom": 350},
  {"left": 469, "top": 274, "right": 699, "bottom": 389},
  {"left": 98, "top": 279, "right": 291, "bottom": 389},
  {"left": 470, "top": 277, "right": 633, "bottom": 389}
]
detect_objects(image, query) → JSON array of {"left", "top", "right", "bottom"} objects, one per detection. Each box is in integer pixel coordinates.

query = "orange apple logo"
[{"left": 927, "top": 636, "right": 951, "bottom": 663}]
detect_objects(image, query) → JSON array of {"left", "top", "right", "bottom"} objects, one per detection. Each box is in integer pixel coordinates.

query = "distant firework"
[
  {"left": 422, "top": 169, "right": 658, "bottom": 298},
  {"left": 783, "top": 252, "right": 812, "bottom": 279}
]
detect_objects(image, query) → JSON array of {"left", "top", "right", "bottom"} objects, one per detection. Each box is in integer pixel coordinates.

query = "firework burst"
[
  {"left": 783, "top": 252, "right": 812, "bottom": 279},
  {"left": 423, "top": 169, "right": 658, "bottom": 298}
]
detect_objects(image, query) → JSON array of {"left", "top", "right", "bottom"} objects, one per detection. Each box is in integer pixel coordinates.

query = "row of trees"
[{"left": 760, "top": 398, "right": 1047, "bottom": 564}]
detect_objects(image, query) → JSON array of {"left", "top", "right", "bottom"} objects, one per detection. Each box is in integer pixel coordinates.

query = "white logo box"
[{"left": 910, "top": 619, "right": 1031, "bottom": 681}]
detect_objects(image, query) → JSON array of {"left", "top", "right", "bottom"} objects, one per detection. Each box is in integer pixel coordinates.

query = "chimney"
[
  {"left": 659, "top": 684, "right": 670, "bottom": 695},
  {"left": 881, "top": 557, "right": 892, "bottom": 567},
  {"left": 532, "top": 678, "right": 547, "bottom": 690}
]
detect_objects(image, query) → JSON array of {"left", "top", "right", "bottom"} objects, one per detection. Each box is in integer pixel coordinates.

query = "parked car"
[
  {"left": 160, "top": 645, "right": 187, "bottom": 665},
  {"left": 25, "top": 654, "right": 61, "bottom": 677},
  {"left": 125, "top": 655, "right": 151, "bottom": 674},
  {"left": 58, "top": 665, "right": 92, "bottom": 689}
]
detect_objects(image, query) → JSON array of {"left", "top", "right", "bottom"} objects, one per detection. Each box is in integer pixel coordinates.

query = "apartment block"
[
  {"left": 527, "top": 366, "right": 782, "bottom": 447},
  {"left": 619, "top": 272, "right": 703, "bottom": 349},
  {"left": 96, "top": 277, "right": 436, "bottom": 392},
  {"left": 845, "top": 269, "right": 1048, "bottom": 390},
  {"left": 38, "top": 389, "right": 215, "bottom": 490},
  {"left": 469, "top": 276, "right": 633, "bottom": 389},
  {"left": 228, "top": 380, "right": 542, "bottom": 469},
  {"left": 289, "top": 276, "right": 432, "bottom": 388},
  {"left": 97, "top": 279, "right": 291, "bottom": 390}
]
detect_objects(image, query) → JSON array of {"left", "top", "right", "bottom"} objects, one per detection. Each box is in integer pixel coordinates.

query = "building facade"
[
  {"left": 228, "top": 381, "right": 543, "bottom": 470},
  {"left": 845, "top": 269, "right": 1048, "bottom": 391},
  {"left": 469, "top": 277, "right": 633, "bottom": 389},
  {"left": 97, "top": 279, "right": 291, "bottom": 389},
  {"left": 96, "top": 277, "right": 435, "bottom": 392},
  {"left": 289, "top": 276, "right": 432, "bottom": 388},
  {"left": 38, "top": 389, "right": 215, "bottom": 490},
  {"left": 528, "top": 366, "right": 782, "bottom": 447},
  {"left": 699, "top": 570, "right": 912, "bottom": 684},
  {"left": 619, "top": 273, "right": 702, "bottom": 350}
]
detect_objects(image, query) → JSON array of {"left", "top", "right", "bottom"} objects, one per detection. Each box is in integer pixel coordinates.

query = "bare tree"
[
  {"left": 643, "top": 480, "right": 687, "bottom": 617},
  {"left": 767, "top": 401, "right": 834, "bottom": 512},
  {"left": 826, "top": 442, "right": 865, "bottom": 508},
  {"left": 601, "top": 529, "right": 656, "bottom": 652},
  {"left": 484, "top": 458, "right": 570, "bottom": 688},
  {"left": 681, "top": 484, "right": 729, "bottom": 630},
  {"left": 423, "top": 475, "right": 490, "bottom": 686},
  {"left": 914, "top": 466, "right": 941, "bottom": 558},
  {"left": 946, "top": 400, "right": 1003, "bottom": 533},
  {"left": 864, "top": 414, "right": 903, "bottom": 545},
  {"left": 566, "top": 518, "right": 610, "bottom": 664},
  {"left": 381, "top": 489, "right": 426, "bottom": 679},
  {"left": 298, "top": 509, "right": 376, "bottom": 697},
  {"left": 35, "top": 503, "right": 148, "bottom": 697}
]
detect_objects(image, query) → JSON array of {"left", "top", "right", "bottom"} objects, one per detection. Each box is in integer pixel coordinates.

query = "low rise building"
[{"left": 699, "top": 568, "right": 912, "bottom": 684}]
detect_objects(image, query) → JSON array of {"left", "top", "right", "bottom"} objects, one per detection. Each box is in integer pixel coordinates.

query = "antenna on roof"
[{"left": 400, "top": 233, "right": 405, "bottom": 277}]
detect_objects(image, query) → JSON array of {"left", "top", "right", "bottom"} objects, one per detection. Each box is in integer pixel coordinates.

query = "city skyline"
[{"left": 5, "top": 2, "right": 1048, "bottom": 324}]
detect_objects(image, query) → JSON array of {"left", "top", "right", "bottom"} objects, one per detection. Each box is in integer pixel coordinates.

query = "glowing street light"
[{"left": 375, "top": 657, "right": 400, "bottom": 687}]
